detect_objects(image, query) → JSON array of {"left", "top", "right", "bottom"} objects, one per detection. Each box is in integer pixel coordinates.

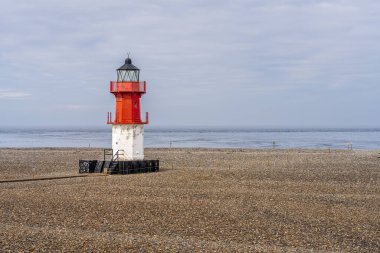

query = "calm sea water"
[{"left": 0, "top": 127, "right": 379, "bottom": 150}]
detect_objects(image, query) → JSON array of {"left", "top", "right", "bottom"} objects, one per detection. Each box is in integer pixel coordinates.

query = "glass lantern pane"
[{"left": 117, "top": 70, "right": 140, "bottom": 82}]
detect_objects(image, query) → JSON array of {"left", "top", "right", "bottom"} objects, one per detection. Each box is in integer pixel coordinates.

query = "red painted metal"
[
  {"left": 143, "top": 112, "right": 149, "bottom": 124},
  {"left": 107, "top": 81, "right": 148, "bottom": 125},
  {"left": 110, "top": 81, "right": 146, "bottom": 93}
]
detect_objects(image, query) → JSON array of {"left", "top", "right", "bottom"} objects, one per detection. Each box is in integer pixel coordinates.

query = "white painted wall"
[{"left": 112, "top": 124, "right": 144, "bottom": 160}]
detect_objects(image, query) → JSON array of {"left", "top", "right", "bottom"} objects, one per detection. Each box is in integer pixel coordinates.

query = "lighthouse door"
[
  {"left": 116, "top": 95, "right": 123, "bottom": 123},
  {"left": 132, "top": 94, "right": 141, "bottom": 122}
]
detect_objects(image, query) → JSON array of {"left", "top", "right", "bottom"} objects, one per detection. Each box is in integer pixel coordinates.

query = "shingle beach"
[{"left": 0, "top": 148, "right": 379, "bottom": 252}]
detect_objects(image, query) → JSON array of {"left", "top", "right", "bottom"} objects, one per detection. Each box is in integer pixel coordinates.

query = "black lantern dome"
[{"left": 117, "top": 56, "right": 140, "bottom": 82}]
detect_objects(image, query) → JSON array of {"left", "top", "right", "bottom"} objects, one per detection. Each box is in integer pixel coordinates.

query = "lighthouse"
[
  {"left": 107, "top": 56, "right": 148, "bottom": 161},
  {"left": 78, "top": 55, "right": 159, "bottom": 175}
]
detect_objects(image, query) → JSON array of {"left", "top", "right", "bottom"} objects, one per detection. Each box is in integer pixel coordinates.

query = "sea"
[{"left": 0, "top": 127, "right": 379, "bottom": 150}]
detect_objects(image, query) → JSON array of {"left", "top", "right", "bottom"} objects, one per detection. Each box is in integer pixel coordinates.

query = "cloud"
[
  {"left": 63, "top": 105, "right": 95, "bottom": 110},
  {"left": 0, "top": 0, "right": 379, "bottom": 126},
  {"left": 0, "top": 90, "right": 31, "bottom": 99}
]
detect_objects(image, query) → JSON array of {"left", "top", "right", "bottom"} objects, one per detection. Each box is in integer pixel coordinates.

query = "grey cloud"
[
  {"left": 0, "top": 90, "right": 31, "bottom": 99},
  {"left": 0, "top": 0, "right": 379, "bottom": 127}
]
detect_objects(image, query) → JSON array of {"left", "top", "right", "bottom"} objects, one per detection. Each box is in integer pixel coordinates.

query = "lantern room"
[{"left": 117, "top": 57, "right": 140, "bottom": 82}]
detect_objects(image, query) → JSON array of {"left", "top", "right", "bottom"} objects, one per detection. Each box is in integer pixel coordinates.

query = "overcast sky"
[{"left": 0, "top": 0, "right": 379, "bottom": 128}]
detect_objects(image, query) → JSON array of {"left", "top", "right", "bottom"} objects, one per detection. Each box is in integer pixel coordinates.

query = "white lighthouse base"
[{"left": 112, "top": 124, "right": 144, "bottom": 161}]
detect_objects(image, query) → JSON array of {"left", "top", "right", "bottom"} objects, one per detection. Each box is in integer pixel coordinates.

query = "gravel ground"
[{"left": 0, "top": 148, "right": 379, "bottom": 252}]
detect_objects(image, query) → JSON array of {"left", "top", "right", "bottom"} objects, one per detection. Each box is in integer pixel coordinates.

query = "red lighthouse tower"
[
  {"left": 78, "top": 55, "right": 159, "bottom": 175},
  {"left": 107, "top": 56, "right": 148, "bottom": 160}
]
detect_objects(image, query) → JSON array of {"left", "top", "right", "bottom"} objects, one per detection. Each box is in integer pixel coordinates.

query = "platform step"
[
  {"left": 79, "top": 160, "right": 159, "bottom": 175},
  {"left": 108, "top": 161, "right": 119, "bottom": 174}
]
